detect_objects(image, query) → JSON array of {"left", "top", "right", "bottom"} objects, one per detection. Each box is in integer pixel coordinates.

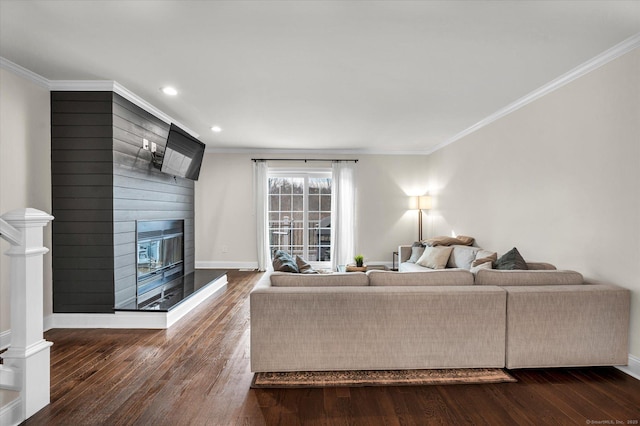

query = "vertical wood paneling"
[{"left": 51, "top": 91, "right": 196, "bottom": 313}]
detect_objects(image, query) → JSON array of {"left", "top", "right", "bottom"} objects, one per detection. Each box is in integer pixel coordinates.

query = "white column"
[{"left": 1, "top": 208, "right": 54, "bottom": 420}]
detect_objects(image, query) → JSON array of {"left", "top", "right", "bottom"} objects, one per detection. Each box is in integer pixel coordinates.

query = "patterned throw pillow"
[
  {"left": 272, "top": 250, "right": 299, "bottom": 272},
  {"left": 494, "top": 247, "right": 528, "bottom": 270}
]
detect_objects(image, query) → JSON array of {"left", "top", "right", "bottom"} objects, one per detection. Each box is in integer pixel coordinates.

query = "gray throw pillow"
[
  {"left": 407, "top": 246, "right": 425, "bottom": 263},
  {"left": 495, "top": 247, "right": 528, "bottom": 270}
]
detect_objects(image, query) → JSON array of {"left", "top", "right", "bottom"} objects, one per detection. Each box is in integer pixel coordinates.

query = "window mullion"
[{"left": 303, "top": 175, "right": 309, "bottom": 260}]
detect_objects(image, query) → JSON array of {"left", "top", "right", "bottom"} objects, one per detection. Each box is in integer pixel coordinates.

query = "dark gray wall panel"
[
  {"left": 53, "top": 221, "right": 113, "bottom": 234},
  {"left": 52, "top": 174, "right": 112, "bottom": 186},
  {"left": 53, "top": 137, "right": 115, "bottom": 150},
  {"left": 51, "top": 149, "right": 113, "bottom": 163},
  {"left": 51, "top": 100, "right": 112, "bottom": 114},
  {"left": 54, "top": 257, "right": 115, "bottom": 270},
  {"left": 51, "top": 125, "right": 113, "bottom": 138},
  {"left": 53, "top": 245, "right": 115, "bottom": 258},
  {"left": 52, "top": 91, "right": 196, "bottom": 312},
  {"left": 52, "top": 185, "right": 112, "bottom": 199},
  {"left": 51, "top": 92, "right": 115, "bottom": 313},
  {"left": 54, "top": 233, "right": 114, "bottom": 246}
]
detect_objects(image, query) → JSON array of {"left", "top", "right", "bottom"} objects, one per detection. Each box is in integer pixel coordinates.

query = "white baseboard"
[
  {"left": 166, "top": 276, "right": 227, "bottom": 328},
  {"left": 616, "top": 354, "right": 640, "bottom": 381},
  {"left": 0, "top": 330, "right": 10, "bottom": 351},
  {"left": 196, "top": 261, "right": 258, "bottom": 269},
  {"left": 0, "top": 391, "right": 22, "bottom": 426},
  {"left": 44, "top": 275, "right": 227, "bottom": 330},
  {"left": 46, "top": 311, "right": 170, "bottom": 330}
]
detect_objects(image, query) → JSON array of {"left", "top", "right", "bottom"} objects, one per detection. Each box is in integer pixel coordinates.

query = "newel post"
[{"left": 1, "top": 208, "right": 54, "bottom": 420}]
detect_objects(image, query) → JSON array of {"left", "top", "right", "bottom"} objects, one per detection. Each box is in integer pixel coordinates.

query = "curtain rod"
[{"left": 251, "top": 158, "right": 358, "bottom": 163}]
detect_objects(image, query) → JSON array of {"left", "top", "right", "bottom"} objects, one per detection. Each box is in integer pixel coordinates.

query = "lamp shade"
[
  {"left": 410, "top": 195, "right": 432, "bottom": 210},
  {"left": 418, "top": 195, "right": 432, "bottom": 210}
]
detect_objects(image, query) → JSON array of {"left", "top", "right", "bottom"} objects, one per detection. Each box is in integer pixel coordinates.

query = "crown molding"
[
  {"left": 4, "top": 31, "right": 639, "bottom": 157},
  {"left": 0, "top": 57, "right": 49, "bottom": 89},
  {"left": 427, "top": 32, "right": 640, "bottom": 155},
  {"left": 204, "top": 147, "right": 430, "bottom": 156},
  {"left": 113, "top": 82, "right": 198, "bottom": 138},
  {"left": 0, "top": 57, "right": 198, "bottom": 138},
  {"left": 49, "top": 80, "right": 199, "bottom": 138},
  {"left": 48, "top": 79, "right": 116, "bottom": 92}
]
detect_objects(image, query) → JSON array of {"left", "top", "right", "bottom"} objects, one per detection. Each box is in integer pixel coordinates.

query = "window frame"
[{"left": 267, "top": 168, "right": 332, "bottom": 266}]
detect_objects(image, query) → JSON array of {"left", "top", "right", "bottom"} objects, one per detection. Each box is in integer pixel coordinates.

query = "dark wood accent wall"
[{"left": 51, "top": 91, "right": 195, "bottom": 313}]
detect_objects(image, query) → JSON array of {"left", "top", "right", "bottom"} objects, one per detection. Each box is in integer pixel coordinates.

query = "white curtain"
[
  {"left": 253, "top": 161, "right": 270, "bottom": 271},
  {"left": 330, "top": 161, "right": 357, "bottom": 271}
]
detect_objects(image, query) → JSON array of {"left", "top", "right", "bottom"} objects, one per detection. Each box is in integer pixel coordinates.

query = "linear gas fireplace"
[{"left": 136, "top": 219, "right": 184, "bottom": 306}]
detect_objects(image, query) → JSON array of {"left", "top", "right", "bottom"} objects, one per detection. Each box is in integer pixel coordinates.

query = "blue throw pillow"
[{"left": 272, "top": 250, "right": 299, "bottom": 273}]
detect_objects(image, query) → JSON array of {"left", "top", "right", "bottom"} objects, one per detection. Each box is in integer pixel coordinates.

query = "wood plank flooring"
[{"left": 24, "top": 270, "right": 640, "bottom": 425}]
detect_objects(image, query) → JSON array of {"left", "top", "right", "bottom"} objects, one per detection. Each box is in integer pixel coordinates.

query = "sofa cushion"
[
  {"left": 407, "top": 245, "right": 425, "bottom": 263},
  {"left": 398, "top": 262, "right": 431, "bottom": 272},
  {"left": 272, "top": 250, "right": 299, "bottom": 273},
  {"left": 367, "top": 270, "right": 474, "bottom": 286},
  {"left": 475, "top": 269, "right": 584, "bottom": 286},
  {"left": 495, "top": 247, "right": 528, "bottom": 270},
  {"left": 416, "top": 246, "right": 453, "bottom": 269},
  {"left": 470, "top": 260, "right": 493, "bottom": 274},
  {"left": 270, "top": 271, "right": 368, "bottom": 287},
  {"left": 447, "top": 245, "right": 481, "bottom": 269}
]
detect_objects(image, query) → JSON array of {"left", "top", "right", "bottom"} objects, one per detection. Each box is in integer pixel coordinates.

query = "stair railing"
[{"left": 0, "top": 208, "right": 54, "bottom": 425}]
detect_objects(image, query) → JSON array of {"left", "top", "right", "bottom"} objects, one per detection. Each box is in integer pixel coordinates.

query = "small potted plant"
[{"left": 346, "top": 254, "right": 366, "bottom": 272}]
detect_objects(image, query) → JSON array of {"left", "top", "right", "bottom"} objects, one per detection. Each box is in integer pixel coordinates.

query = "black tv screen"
[{"left": 160, "top": 124, "right": 205, "bottom": 181}]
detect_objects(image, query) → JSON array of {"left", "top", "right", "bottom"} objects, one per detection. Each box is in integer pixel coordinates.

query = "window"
[{"left": 268, "top": 171, "right": 332, "bottom": 262}]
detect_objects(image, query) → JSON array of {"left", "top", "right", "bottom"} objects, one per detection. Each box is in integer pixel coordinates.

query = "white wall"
[
  {"left": 0, "top": 68, "right": 52, "bottom": 340},
  {"left": 425, "top": 49, "right": 640, "bottom": 358},
  {"left": 194, "top": 153, "right": 427, "bottom": 268}
]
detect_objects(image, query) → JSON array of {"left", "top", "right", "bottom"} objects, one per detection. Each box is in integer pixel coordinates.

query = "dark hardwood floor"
[{"left": 24, "top": 270, "right": 640, "bottom": 425}]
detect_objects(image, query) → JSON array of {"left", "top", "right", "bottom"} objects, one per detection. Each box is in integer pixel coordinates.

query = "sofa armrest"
[
  {"left": 398, "top": 245, "right": 413, "bottom": 262},
  {"left": 526, "top": 262, "right": 557, "bottom": 270},
  {"left": 504, "top": 284, "right": 630, "bottom": 369},
  {"left": 251, "top": 271, "right": 273, "bottom": 292}
]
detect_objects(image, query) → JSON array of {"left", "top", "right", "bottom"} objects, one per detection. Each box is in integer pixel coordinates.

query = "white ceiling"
[{"left": 1, "top": 1, "right": 639, "bottom": 154}]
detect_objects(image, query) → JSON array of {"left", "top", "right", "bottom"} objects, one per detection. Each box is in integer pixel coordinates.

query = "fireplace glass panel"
[
  {"left": 136, "top": 220, "right": 184, "bottom": 301},
  {"left": 137, "top": 235, "right": 183, "bottom": 277}
]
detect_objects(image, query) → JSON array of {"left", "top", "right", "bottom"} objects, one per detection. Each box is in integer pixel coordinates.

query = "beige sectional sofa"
[{"left": 250, "top": 268, "right": 630, "bottom": 372}]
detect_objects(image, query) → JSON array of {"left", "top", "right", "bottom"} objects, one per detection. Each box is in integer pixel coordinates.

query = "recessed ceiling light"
[
  {"left": 210, "top": 126, "right": 222, "bottom": 133},
  {"left": 161, "top": 86, "right": 178, "bottom": 96}
]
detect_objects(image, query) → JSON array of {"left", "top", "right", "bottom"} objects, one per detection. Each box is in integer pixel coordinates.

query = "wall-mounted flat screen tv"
[{"left": 160, "top": 124, "right": 205, "bottom": 181}]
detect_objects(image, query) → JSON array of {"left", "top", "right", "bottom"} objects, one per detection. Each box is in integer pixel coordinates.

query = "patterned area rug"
[{"left": 251, "top": 368, "right": 516, "bottom": 388}]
